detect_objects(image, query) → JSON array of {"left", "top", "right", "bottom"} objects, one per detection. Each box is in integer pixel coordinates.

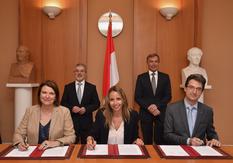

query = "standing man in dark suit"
[
  {"left": 61, "top": 63, "right": 100, "bottom": 144},
  {"left": 135, "top": 53, "right": 172, "bottom": 145},
  {"left": 164, "top": 74, "right": 221, "bottom": 147}
]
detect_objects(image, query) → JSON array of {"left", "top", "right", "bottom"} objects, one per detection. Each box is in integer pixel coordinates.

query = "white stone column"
[{"left": 6, "top": 83, "right": 39, "bottom": 129}]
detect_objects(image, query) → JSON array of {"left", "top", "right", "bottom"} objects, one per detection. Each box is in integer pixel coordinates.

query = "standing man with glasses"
[
  {"left": 61, "top": 63, "right": 100, "bottom": 144},
  {"left": 135, "top": 53, "right": 172, "bottom": 145},
  {"left": 164, "top": 74, "right": 221, "bottom": 147}
]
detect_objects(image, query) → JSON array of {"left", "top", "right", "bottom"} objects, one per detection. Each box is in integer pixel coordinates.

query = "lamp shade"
[
  {"left": 43, "top": 6, "right": 61, "bottom": 19},
  {"left": 159, "top": 7, "right": 178, "bottom": 20}
]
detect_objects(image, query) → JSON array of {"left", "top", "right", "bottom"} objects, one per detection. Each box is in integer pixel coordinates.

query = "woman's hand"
[
  {"left": 38, "top": 140, "right": 61, "bottom": 150},
  {"left": 86, "top": 136, "right": 96, "bottom": 150},
  {"left": 134, "top": 138, "right": 144, "bottom": 146},
  {"left": 17, "top": 142, "right": 29, "bottom": 151}
]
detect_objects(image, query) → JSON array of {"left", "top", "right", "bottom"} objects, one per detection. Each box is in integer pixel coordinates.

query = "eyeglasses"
[{"left": 187, "top": 85, "right": 203, "bottom": 92}]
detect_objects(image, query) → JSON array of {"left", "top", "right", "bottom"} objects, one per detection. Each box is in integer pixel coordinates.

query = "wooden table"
[{"left": 0, "top": 144, "right": 232, "bottom": 163}]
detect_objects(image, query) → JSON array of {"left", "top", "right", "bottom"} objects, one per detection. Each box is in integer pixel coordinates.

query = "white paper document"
[
  {"left": 159, "top": 145, "right": 189, "bottom": 156},
  {"left": 86, "top": 144, "right": 108, "bottom": 155},
  {"left": 41, "top": 146, "right": 69, "bottom": 157},
  {"left": 118, "top": 144, "right": 143, "bottom": 155},
  {"left": 5, "top": 146, "right": 37, "bottom": 157},
  {"left": 191, "top": 146, "right": 223, "bottom": 156}
]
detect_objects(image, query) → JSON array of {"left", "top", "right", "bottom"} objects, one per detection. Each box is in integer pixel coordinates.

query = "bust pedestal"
[
  {"left": 180, "top": 85, "right": 212, "bottom": 103},
  {"left": 6, "top": 83, "right": 39, "bottom": 129}
]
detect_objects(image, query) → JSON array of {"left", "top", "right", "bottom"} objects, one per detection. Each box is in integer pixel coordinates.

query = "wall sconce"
[
  {"left": 43, "top": 6, "right": 62, "bottom": 19},
  {"left": 159, "top": 7, "right": 178, "bottom": 20}
]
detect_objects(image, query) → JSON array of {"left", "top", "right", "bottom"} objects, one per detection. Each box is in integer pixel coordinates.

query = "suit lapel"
[
  {"left": 81, "top": 82, "right": 88, "bottom": 104},
  {"left": 72, "top": 82, "right": 79, "bottom": 102},
  {"left": 155, "top": 72, "right": 161, "bottom": 95},
  {"left": 192, "top": 103, "right": 204, "bottom": 136},
  {"left": 145, "top": 73, "right": 154, "bottom": 95},
  {"left": 49, "top": 106, "right": 58, "bottom": 139},
  {"left": 70, "top": 81, "right": 79, "bottom": 104},
  {"left": 31, "top": 106, "right": 40, "bottom": 143},
  {"left": 179, "top": 102, "right": 191, "bottom": 137}
]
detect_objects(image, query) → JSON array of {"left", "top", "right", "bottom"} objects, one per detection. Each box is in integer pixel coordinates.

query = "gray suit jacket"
[{"left": 164, "top": 100, "right": 219, "bottom": 145}]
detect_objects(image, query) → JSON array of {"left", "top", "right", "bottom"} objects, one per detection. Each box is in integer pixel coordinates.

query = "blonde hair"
[{"left": 103, "top": 86, "right": 131, "bottom": 127}]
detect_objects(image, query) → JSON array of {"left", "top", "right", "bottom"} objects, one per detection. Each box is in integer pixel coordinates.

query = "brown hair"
[
  {"left": 185, "top": 74, "right": 206, "bottom": 91},
  {"left": 37, "top": 80, "right": 60, "bottom": 106},
  {"left": 103, "top": 86, "right": 131, "bottom": 127},
  {"left": 146, "top": 53, "right": 160, "bottom": 63}
]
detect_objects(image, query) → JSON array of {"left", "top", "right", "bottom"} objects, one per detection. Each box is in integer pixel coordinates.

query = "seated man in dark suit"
[
  {"left": 61, "top": 63, "right": 100, "bottom": 144},
  {"left": 164, "top": 74, "right": 221, "bottom": 147}
]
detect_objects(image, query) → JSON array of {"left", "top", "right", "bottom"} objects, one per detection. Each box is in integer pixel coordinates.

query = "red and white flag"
[{"left": 102, "top": 18, "right": 119, "bottom": 97}]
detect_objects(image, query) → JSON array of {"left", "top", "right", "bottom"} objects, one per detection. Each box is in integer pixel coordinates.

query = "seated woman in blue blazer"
[{"left": 86, "top": 86, "right": 144, "bottom": 150}]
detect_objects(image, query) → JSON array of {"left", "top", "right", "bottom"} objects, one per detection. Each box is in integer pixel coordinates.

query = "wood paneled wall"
[
  {"left": 1, "top": 0, "right": 233, "bottom": 144},
  {"left": 19, "top": 0, "right": 87, "bottom": 92},
  {"left": 19, "top": 0, "right": 197, "bottom": 106}
]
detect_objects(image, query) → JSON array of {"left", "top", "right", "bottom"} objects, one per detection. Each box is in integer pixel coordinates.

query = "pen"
[
  {"left": 89, "top": 137, "right": 95, "bottom": 150},
  {"left": 23, "top": 136, "right": 29, "bottom": 150}
]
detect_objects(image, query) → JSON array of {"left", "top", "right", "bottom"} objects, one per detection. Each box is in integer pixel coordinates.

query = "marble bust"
[
  {"left": 8, "top": 45, "right": 35, "bottom": 83},
  {"left": 181, "top": 47, "right": 209, "bottom": 87}
]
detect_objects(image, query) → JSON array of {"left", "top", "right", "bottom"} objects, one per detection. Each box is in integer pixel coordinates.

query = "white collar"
[
  {"left": 184, "top": 98, "right": 198, "bottom": 109},
  {"left": 75, "top": 80, "right": 85, "bottom": 85},
  {"left": 149, "top": 70, "right": 158, "bottom": 76}
]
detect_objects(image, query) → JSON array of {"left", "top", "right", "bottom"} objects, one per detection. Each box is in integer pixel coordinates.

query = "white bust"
[{"left": 181, "top": 47, "right": 209, "bottom": 87}]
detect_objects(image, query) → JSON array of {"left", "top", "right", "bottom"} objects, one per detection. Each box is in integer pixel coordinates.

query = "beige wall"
[
  {"left": 0, "top": 0, "right": 233, "bottom": 144},
  {"left": 200, "top": 0, "right": 233, "bottom": 144},
  {"left": 0, "top": 0, "right": 18, "bottom": 142}
]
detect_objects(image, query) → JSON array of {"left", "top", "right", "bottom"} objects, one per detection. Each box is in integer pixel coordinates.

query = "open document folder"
[
  {"left": 78, "top": 144, "right": 150, "bottom": 159},
  {"left": 154, "top": 145, "right": 232, "bottom": 159},
  {"left": 0, "top": 145, "right": 74, "bottom": 160}
]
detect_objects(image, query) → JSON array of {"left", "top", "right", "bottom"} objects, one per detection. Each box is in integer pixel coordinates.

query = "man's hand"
[
  {"left": 190, "top": 137, "right": 204, "bottom": 146},
  {"left": 148, "top": 104, "right": 160, "bottom": 116},
  {"left": 72, "top": 106, "right": 81, "bottom": 113},
  {"left": 206, "top": 139, "right": 221, "bottom": 147},
  {"left": 79, "top": 107, "right": 86, "bottom": 115}
]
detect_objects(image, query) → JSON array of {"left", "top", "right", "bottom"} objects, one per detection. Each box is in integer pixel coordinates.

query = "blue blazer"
[
  {"left": 164, "top": 100, "right": 219, "bottom": 145},
  {"left": 89, "top": 109, "right": 140, "bottom": 144}
]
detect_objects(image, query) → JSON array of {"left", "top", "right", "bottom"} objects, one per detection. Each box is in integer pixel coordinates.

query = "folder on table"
[
  {"left": 154, "top": 145, "right": 232, "bottom": 159},
  {"left": 78, "top": 144, "right": 150, "bottom": 159},
  {"left": 0, "top": 144, "right": 74, "bottom": 160}
]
